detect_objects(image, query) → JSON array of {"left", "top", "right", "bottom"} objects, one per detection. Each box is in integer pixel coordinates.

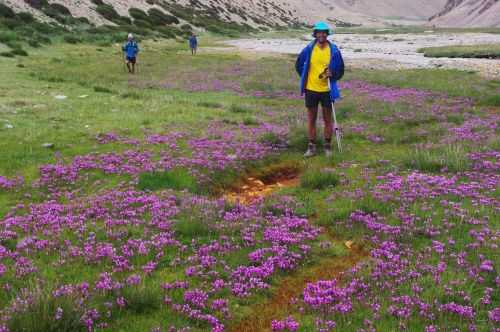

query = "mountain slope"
[
  {"left": 429, "top": 0, "right": 500, "bottom": 27},
  {"left": 2, "top": 0, "right": 499, "bottom": 28},
  {"left": 3, "top": 0, "right": 302, "bottom": 28}
]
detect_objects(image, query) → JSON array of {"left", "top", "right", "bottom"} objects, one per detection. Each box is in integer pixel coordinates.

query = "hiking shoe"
[
  {"left": 325, "top": 146, "right": 333, "bottom": 158},
  {"left": 303, "top": 143, "right": 316, "bottom": 158}
]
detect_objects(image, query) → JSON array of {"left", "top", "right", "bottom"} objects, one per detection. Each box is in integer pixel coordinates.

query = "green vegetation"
[
  {"left": 403, "top": 145, "right": 471, "bottom": 173},
  {"left": 418, "top": 44, "right": 500, "bottom": 59},
  {"left": 0, "top": 30, "right": 498, "bottom": 332},
  {"left": 0, "top": 0, "right": 271, "bottom": 59},
  {"left": 138, "top": 169, "right": 199, "bottom": 193},
  {"left": 300, "top": 169, "right": 340, "bottom": 190}
]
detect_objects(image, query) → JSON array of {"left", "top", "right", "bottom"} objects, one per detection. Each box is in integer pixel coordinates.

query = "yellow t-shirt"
[{"left": 306, "top": 44, "right": 331, "bottom": 93}]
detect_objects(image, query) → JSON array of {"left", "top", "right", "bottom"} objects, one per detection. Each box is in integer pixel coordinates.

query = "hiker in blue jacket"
[
  {"left": 189, "top": 33, "right": 198, "bottom": 55},
  {"left": 122, "top": 33, "right": 139, "bottom": 74},
  {"left": 295, "top": 22, "right": 344, "bottom": 157}
]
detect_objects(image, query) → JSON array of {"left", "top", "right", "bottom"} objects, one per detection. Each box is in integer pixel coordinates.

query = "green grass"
[
  {"left": 300, "top": 169, "right": 340, "bottom": 190},
  {"left": 138, "top": 169, "right": 199, "bottom": 193},
  {"left": 403, "top": 145, "right": 471, "bottom": 173},
  {"left": 7, "top": 291, "right": 86, "bottom": 332},
  {"left": 120, "top": 285, "right": 162, "bottom": 314},
  {"left": 229, "top": 104, "right": 253, "bottom": 113},
  {"left": 197, "top": 101, "right": 223, "bottom": 108},
  {"left": 418, "top": 44, "right": 500, "bottom": 59},
  {"left": 93, "top": 85, "right": 114, "bottom": 93}
]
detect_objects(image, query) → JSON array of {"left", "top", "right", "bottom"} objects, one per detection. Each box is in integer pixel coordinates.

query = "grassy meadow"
[
  {"left": 0, "top": 33, "right": 499, "bottom": 332},
  {"left": 418, "top": 44, "right": 500, "bottom": 59}
]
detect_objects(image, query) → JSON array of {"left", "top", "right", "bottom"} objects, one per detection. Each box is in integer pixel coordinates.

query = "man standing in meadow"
[
  {"left": 189, "top": 33, "right": 198, "bottom": 55},
  {"left": 122, "top": 33, "right": 139, "bottom": 74},
  {"left": 295, "top": 22, "right": 344, "bottom": 158}
]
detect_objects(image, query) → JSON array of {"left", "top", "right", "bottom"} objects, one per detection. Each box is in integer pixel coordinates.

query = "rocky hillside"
[
  {"left": 3, "top": 0, "right": 302, "bottom": 29},
  {"left": 1, "top": 0, "right": 499, "bottom": 30},
  {"left": 429, "top": 0, "right": 500, "bottom": 27}
]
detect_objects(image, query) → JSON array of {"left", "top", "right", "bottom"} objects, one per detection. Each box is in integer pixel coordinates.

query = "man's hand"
[{"left": 319, "top": 68, "right": 333, "bottom": 79}]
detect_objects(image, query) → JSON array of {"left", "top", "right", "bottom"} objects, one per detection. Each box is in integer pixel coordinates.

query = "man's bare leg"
[
  {"left": 304, "top": 107, "right": 319, "bottom": 157},
  {"left": 322, "top": 106, "right": 333, "bottom": 156}
]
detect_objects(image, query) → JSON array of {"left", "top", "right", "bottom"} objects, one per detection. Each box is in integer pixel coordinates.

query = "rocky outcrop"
[{"left": 429, "top": 0, "right": 500, "bottom": 27}]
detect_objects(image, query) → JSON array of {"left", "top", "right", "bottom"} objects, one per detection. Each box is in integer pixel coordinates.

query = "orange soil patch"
[{"left": 223, "top": 175, "right": 299, "bottom": 204}]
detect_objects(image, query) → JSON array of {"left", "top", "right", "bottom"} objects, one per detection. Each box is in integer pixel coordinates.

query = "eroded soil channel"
[
  {"left": 223, "top": 165, "right": 300, "bottom": 204},
  {"left": 224, "top": 165, "right": 369, "bottom": 332}
]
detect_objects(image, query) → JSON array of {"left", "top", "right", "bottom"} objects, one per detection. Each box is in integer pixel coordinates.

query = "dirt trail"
[
  {"left": 229, "top": 243, "right": 367, "bottom": 332},
  {"left": 225, "top": 172, "right": 368, "bottom": 332}
]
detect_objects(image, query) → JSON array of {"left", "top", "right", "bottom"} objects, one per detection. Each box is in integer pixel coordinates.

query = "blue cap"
[{"left": 313, "top": 21, "right": 331, "bottom": 35}]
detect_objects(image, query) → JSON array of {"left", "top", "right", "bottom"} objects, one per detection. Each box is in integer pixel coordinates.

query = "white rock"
[
  {"left": 54, "top": 95, "right": 67, "bottom": 100},
  {"left": 4, "top": 124, "right": 13, "bottom": 129}
]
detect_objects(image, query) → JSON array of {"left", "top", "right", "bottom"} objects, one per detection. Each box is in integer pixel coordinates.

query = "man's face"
[{"left": 315, "top": 31, "right": 328, "bottom": 44}]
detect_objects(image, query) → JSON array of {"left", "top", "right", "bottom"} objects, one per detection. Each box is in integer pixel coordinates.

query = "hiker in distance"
[
  {"left": 122, "top": 33, "right": 139, "bottom": 74},
  {"left": 295, "top": 21, "right": 344, "bottom": 158},
  {"left": 189, "top": 32, "right": 198, "bottom": 55}
]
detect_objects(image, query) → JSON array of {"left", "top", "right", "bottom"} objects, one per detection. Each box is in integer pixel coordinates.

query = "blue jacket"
[
  {"left": 295, "top": 40, "right": 344, "bottom": 101},
  {"left": 122, "top": 41, "right": 139, "bottom": 58},
  {"left": 189, "top": 36, "right": 198, "bottom": 48}
]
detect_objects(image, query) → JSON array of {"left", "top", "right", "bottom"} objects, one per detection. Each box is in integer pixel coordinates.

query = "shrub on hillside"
[
  {"left": 17, "top": 12, "right": 35, "bottom": 23},
  {"left": 0, "top": 3, "right": 16, "bottom": 18},
  {"left": 32, "top": 21, "right": 58, "bottom": 34},
  {"left": 147, "top": 8, "right": 179, "bottom": 25},
  {"left": 180, "top": 24, "right": 192, "bottom": 32},
  {"left": 42, "top": 3, "right": 74, "bottom": 24},
  {"left": 63, "top": 35, "right": 81, "bottom": 44},
  {"left": 1, "top": 18, "right": 23, "bottom": 29},
  {"left": 0, "top": 51, "right": 15, "bottom": 58},
  {"left": 47, "top": 3, "right": 71, "bottom": 16},
  {"left": 134, "top": 19, "right": 152, "bottom": 29},
  {"left": 96, "top": 4, "right": 120, "bottom": 21},
  {"left": 129, "top": 8, "right": 149, "bottom": 21},
  {"left": 157, "top": 26, "right": 176, "bottom": 38},
  {"left": 10, "top": 48, "right": 28, "bottom": 56},
  {"left": 28, "top": 39, "right": 41, "bottom": 48},
  {"left": 75, "top": 17, "right": 91, "bottom": 25}
]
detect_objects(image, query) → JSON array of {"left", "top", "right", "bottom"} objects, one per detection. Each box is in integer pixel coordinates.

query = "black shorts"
[
  {"left": 305, "top": 90, "right": 332, "bottom": 108},
  {"left": 126, "top": 56, "right": 136, "bottom": 64}
]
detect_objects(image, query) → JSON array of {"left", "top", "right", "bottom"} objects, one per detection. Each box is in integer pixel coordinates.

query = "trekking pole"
[
  {"left": 328, "top": 79, "right": 342, "bottom": 153},
  {"left": 119, "top": 48, "right": 127, "bottom": 73},
  {"left": 332, "top": 104, "right": 342, "bottom": 152}
]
